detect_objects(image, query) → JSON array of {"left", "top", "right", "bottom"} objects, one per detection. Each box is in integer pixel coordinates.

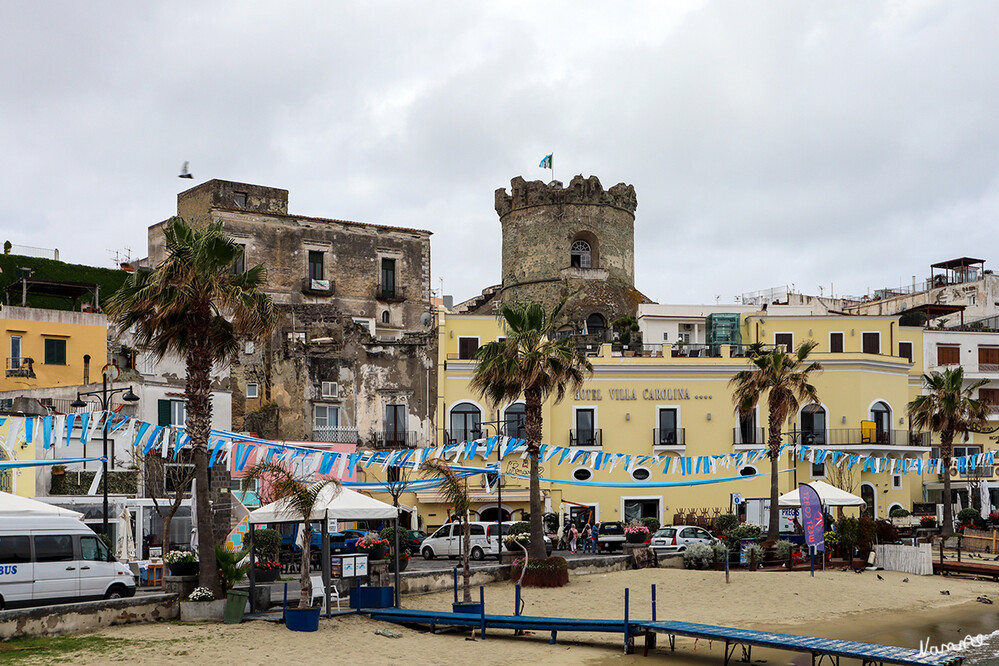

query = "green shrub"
[
  {"left": 724, "top": 523, "right": 763, "bottom": 543},
  {"left": 683, "top": 543, "right": 713, "bottom": 569},
  {"left": 253, "top": 528, "right": 282, "bottom": 560},
  {"left": 641, "top": 517, "right": 661, "bottom": 533},
  {"left": 510, "top": 556, "right": 569, "bottom": 587},
  {"left": 214, "top": 545, "right": 249, "bottom": 595},
  {"left": 875, "top": 519, "right": 898, "bottom": 543},
  {"left": 714, "top": 513, "right": 739, "bottom": 534},
  {"left": 508, "top": 521, "right": 530, "bottom": 536},
  {"left": 744, "top": 544, "right": 765, "bottom": 564},
  {"left": 858, "top": 517, "right": 877, "bottom": 551},
  {"left": 824, "top": 531, "right": 839, "bottom": 550},
  {"left": 889, "top": 507, "right": 911, "bottom": 518},
  {"left": 379, "top": 526, "right": 411, "bottom": 553},
  {"left": 712, "top": 540, "right": 729, "bottom": 558},
  {"left": 837, "top": 516, "right": 859, "bottom": 550},
  {"left": 775, "top": 540, "right": 794, "bottom": 560},
  {"left": 958, "top": 508, "right": 981, "bottom": 525}
]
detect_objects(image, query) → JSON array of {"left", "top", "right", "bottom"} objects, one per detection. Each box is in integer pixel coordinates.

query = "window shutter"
[{"left": 158, "top": 399, "right": 171, "bottom": 426}]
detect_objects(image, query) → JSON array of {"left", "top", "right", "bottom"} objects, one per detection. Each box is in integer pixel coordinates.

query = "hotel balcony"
[
  {"left": 787, "top": 429, "right": 931, "bottom": 447},
  {"left": 372, "top": 430, "right": 418, "bottom": 448},
  {"left": 569, "top": 428, "right": 602, "bottom": 447}
]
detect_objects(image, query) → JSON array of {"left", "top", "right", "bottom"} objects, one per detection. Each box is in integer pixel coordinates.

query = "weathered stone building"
[
  {"left": 148, "top": 180, "right": 437, "bottom": 448},
  {"left": 459, "top": 175, "right": 651, "bottom": 341}
]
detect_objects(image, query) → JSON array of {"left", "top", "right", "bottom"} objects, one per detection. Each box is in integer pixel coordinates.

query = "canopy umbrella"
[
  {"left": 778, "top": 480, "right": 866, "bottom": 508},
  {"left": 0, "top": 491, "right": 83, "bottom": 518},
  {"left": 249, "top": 484, "right": 398, "bottom": 524},
  {"left": 980, "top": 481, "right": 992, "bottom": 518},
  {"left": 116, "top": 505, "right": 136, "bottom": 561}
]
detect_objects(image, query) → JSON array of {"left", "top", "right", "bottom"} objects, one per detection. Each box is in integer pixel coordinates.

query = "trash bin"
[{"left": 224, "top": 589, "right": 249, "bottom": 624}]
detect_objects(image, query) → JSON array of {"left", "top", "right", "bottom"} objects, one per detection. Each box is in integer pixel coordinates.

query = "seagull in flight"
[{"left": 179, "top": 161, "right": 193, "bottom": 179}]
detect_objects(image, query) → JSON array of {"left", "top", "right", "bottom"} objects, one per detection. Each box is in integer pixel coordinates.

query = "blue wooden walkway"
[{"left": 366, "top": 608, "right": 963, "bottom": 666}]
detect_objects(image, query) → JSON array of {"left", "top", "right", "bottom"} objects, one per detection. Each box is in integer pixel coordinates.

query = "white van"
[
  {"left": 421, "top": 522, "right": 553, "bottom": 561},
  {"left": 0, "top": 516, "right": 136, "bottom": 610}
]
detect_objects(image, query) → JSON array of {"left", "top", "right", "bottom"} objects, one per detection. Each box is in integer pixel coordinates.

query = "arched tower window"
[
  {"left": 586, "top": 313, "right": 607, "bottom": 339},
  {"left": 449, "top": 402, "right": 482, "bottom": 443},
  {"left": 381, "top": 310, "right": 390, "bottom": 324},
  {"left": 570, "top": 240, "right": 592, "bottom": 268}
]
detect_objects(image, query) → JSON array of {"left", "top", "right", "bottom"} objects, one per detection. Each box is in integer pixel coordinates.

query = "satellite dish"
[{"left": 420, "top": 312, "right": 434, "bottom": 327}]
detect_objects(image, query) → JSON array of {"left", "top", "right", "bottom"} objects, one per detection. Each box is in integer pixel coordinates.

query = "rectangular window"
[
  {"left": 9, "top": 335, "right": 22, "bottom": 368},
  {"left": 314, "top": 404, "right": 339, "bottom": 428},
  {"left": 574, "top": 408, "right": 596, "bottom": 446},
  {"left": 80, "top": 535, "right": 110, "bottom": 562},
  {"left": 658, "top": 408, "right": 678, "bottom": 445},
  {"left": 44, "top": 338, "right": 66, "bottom": 365},
  {"left": 458, "top": 337, "right": 479, "bottom": 360},
  {"left": 246, "top": 383, "right": 259, "bottom": 399},
  {"left": 0, "top": 535, "right": 30, "bottom": 564},
  {"left": 775, "top": 333, "right": 793, "bottom": 351},
  {"left": 384, "top": 404, "right": 407, "bottom": 446},
  {"left": 244, "top": 341, "right": 254, "bottom": 355},
  {"left": 34, "top": 535, "right": 74, "bottom": 562},
  {"left": 829, "top": 332, "right": 844, "bottom": 353},
  {"left": 233, "top": 192, "right": 247, "bottom": 208},
  {"left": 979, "top": 346, "right": 999, "bottom": 370},
  {"left": 232, "top": 243, "right": 246, "bottom": 275},
  {"left": 380, "top": 258, "right": 396, "bottom": 297},
  {"left": 158, "top": 399, "right": 186, "bottom": 426},
  {"left": 308, "top": 250, "right": 324, "bottom": 281},
  {"left": 862, "top": 332, "right": 880, "bottom": 355},
  {"left": 662, "top": 332, "right": 668, "bottom": 341},
  {"left": 892, "top": 475, "right": 903, "bottom": 489},
  {"left": 937, "top": 345, "right": 960, "bottom": 366},
  {"left": 979, "top": 388, "right": 999, "bottom": 408},
  {"left": 898, "top": 341, "right": 913, "bottom": 363},
  {"left": 811, "top": 462, "right": 825, "bottom": 478}
]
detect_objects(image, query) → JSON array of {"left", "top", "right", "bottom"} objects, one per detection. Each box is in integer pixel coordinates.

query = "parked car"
[
  {"left": 406, "top": 530, "right": 427, "bottom": 555},
  {"left": 650, "top": 525, "right": 716, "bottom": 555},
  {"left": 0, "top": 516, "right": 136, "bottom": 610},
  {"left": 597, "top": 521, "right": 626, "bottom": 552}
]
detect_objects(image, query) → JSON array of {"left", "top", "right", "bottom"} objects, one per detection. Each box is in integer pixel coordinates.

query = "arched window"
[
  {"left": 801, "top": 404, "right": 826, "bottom": 445},
  {"left": 871, "top": 401, "right": 891, "bottom": 443},
  {"left": 504, "top": 403, "right": 526, "bottom": 439},
  {"left": 570, "top": 240, "right": 591, "bottom": 268},
  {"left": 586, "top": 313, "right": 607, "bottom": 339},
  {"left": 449, "top": 402, "right": 482, "bottom": 443},
  {"left": 381, "top": 310, "right": 390, "bottom": 324}
]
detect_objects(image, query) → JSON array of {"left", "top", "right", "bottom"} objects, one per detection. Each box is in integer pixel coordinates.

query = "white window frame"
[
  {"left": 170, "top": 400, "right": 187, "bottom": 427},
  {"left": 244, "top": 341, "right": 255, "bottom": 354},
  {"left": 620, "top": 496, "right": 662, "bottom": 525},
  {"left": 655, "top": 404, "right": 682, "bottom": 451},
  {"left": 810, "top": 461, "right": 826, "bottom": 479},
  {"left": 314, "top": 404, "right": 340, "bottom": 428},
  {"left": 892, "top": 474, "right": 902, "bottom": 489},
  {"left": 9, "top": 335, "right": 22, "bottom": 368},
  {"left": 457, "top": 336, "right": 480, "bottom": 360},
  {"left": 245, "top": 383, "right": 259, "bottom": 399},
  {"left": 572, "top": 405, "right": 599, "bottom": 448},
  {"left": 774, "top": 332, "right": 794, "bottom": 351},
  {"left": 321, "top": 381, "right": 339, "bottom": 399}
]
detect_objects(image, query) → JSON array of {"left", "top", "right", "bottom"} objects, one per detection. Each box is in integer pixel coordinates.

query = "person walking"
[
  {"left": 581, "top": 522, "right": 592, "bottom": 553},
  {"left": 591, "top": 522, "right": 600, "bottom": 554},
  {"left": 569, "top": 523, "right": 579, "bottom": 553}
]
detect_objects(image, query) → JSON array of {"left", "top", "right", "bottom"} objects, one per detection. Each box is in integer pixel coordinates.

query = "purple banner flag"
[{"left": 799, "top": 483, "right": 825, "bottom": 552}]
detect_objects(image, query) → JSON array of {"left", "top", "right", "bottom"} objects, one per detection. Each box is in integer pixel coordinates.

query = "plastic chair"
[{"left": 310, "top": 574, "right": 341, "bottom": 611}]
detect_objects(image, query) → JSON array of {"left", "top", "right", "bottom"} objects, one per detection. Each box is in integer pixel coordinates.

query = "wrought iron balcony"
[
  {"left": 312, "top": 426, "right": 358, "bottom": 444},
  {"left": 653, "top": 428, "right": 686, "bottom": 447},
  {"left": 733, "top": 427, "right": 766, "bottom": 445},
  {"left": 788, "top": 429, "right": 931, "bottom": 447},
  {"left": 373, "top": 430, "right": 417, "bottom": 448},
  {"left": 569, "top": 428, "right": 602, "bottom": 447},
  {"left": 375, "top": 286, "right": 405, "bottom": 302}
]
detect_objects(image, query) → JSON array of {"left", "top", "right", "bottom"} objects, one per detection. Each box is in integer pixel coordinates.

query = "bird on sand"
[
  {"left": 902, "top": 577, "right": 909, "bottom": 583},
  {"left": 877, "top": 574, "right": 884, "bottom": 580}
]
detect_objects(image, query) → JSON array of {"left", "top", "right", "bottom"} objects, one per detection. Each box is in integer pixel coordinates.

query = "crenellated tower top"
[{"left": 495, "top": 175, "right": 637, "bottom": 218}]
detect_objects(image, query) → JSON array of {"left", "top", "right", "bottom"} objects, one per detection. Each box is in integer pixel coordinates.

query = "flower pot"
[
  {"left": 252, "top": 567, "right": 280, "bottom": 582},
  {"left": 285, "top": 606, "right": 321, "bottom": 632},
  {"left": 626, "top": 533, "right": 647, "bottom": 544},
  {"left": 506, "top": 540, "right": 528, "bottom": 552},
  {"left": 180, "top": 599, "right": 226, "bottom": 622},
  {"left": 361, "top": 545, "right": 388, "bottom": 561},
  {"left": 388, "top": 557, "right": 409, "bottom": 572},
  {"left": 169, "top": 562, "right": 200, "bottom": 577}
]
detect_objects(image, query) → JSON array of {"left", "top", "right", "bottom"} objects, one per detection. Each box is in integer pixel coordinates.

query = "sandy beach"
[{"left": 6, "top": 568, "right": 998, "bottom": 665}]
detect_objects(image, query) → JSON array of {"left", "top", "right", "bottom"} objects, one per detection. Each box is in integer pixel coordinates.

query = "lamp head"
[
  {"left": 123, "top": 387, "right": 140, "bottom": 402},
  {"left": 70, "top": 396, "right": 87, "bottom": 409}
]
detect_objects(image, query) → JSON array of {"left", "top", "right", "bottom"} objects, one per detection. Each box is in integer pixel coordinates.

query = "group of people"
[{"left": 560, "top": 521, "right": 600, "bottom": 554}]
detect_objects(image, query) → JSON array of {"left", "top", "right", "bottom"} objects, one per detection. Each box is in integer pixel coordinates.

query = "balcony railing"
[
  {"left": 788, "top": 429, "right": 931, "bottom": 447},
  {"left": 569, "top": 428, "right": 602, "bottom": 446},
  {"left": 373, "top": 430, "right": 418, "bottom": 448},
  {"left": 312, "top": 426, "right": 358, "bottom": 444},
  {"left": 733, "top": 427, "right": 766, "bottom": 445},
  {"left": 5, "top": 357, "right": 35, "bottom": 378},
  {"left": 652, "top": 428, "right": 685, "bottom": 447},
  {"left": 442, "top": 428, "right": 483, "bottom": 444},
  {"left": 375, "top": 286, "right": 406, "bottom": 302}
]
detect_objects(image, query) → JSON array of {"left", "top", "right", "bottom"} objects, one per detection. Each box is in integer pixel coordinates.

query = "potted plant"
[
  {"left": 920, "top": 516, "right": 938, "bottom": 529},
  {"left": 387, "top": 550, "right": 411, "bottom": 572},
  {"left": 242, "top": 461, "right": 340, "bottom": 632},
  {"left": 252, "top": 558, "right": 281, "bottom": 582},
  {"left": 624, "top": 522, "right": 650, "bottom": 544},
  {"left": 380, "top": 526, "right": 412, "bottom": 571},
  {"left": 251, "top": 527, "right": 282, "bottom": 581},
  {"left": 504, "top": 522, "right": 532, "bottom": 552},
  {"left": 215, "top": 545, "right": 250, "bottom": 624},
  {"left": 355, "top": 533, "right": 390, "bottom": 561},
  {"left": 180, "top": 586, "right": 226, "bottom": 622},
  {"left": 164, "top": 549, "right": 199, "bottom": 577}
]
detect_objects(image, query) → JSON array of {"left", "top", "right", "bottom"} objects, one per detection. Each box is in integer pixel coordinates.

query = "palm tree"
[
  {"left": 471, "top": 301, "right": 592, "bottom": 560},
  {"left": 730, "top": 340, "right": 822, "bottom": 541},
  {"left": 908, "top": 367, "right": 990, "bottom": 536},
  {"left": 107, "top": 217, "right": 276, "bottom": 595},
  {"left": 242, "top": 462, "right": 340, "bottom": 608},
  {"left": 420, "top": 458, "right": 473, "bottom": 603}
]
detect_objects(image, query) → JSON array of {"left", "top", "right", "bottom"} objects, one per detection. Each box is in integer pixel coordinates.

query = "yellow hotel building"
[{"left": 356, "top": 175, "right": 997, "bottom": 533}]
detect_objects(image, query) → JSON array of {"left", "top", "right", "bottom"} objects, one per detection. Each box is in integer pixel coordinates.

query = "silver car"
[{"left": 650, "top": 525, "right": 716, "bottom": 554}]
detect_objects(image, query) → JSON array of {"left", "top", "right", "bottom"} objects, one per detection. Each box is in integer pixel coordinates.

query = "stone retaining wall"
[{"left": 0, "top": 594, "right": 177, "bottom": 640}]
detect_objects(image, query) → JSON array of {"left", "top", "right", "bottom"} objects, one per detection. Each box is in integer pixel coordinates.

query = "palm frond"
[{"left": 420, "top": 458, "right": 470, "bottom": 514}]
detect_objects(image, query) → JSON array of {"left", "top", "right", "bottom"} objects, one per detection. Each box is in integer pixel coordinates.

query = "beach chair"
[{"left": 309, "top": 574, "right": 341, "bottom": 612}]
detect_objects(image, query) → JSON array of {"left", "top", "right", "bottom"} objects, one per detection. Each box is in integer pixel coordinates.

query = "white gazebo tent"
[
  {"left": 248, "top": 485, "right": 400, "bottom": 614},
  {"left": 778, "top": 480, "right": 866, "bottom": 508},
  {"left": 0, "top": 491, "right": 84, "bottom": 518}
]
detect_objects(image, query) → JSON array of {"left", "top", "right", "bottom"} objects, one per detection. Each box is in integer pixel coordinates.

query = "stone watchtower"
[{"left": 495, "top": 175, "right": 644, "bottom": 338}]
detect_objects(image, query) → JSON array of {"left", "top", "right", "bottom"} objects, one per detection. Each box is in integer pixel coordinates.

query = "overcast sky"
[{"left": 2, "top": 2, "right": 998, "bottom": 306}]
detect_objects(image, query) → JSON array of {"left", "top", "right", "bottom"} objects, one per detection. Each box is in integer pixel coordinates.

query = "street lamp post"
[{"left": 71, "top": 370, "right": 139, "bottom": 537}]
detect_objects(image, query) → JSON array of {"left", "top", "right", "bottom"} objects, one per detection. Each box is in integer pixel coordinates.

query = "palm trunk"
[
  {"left": 525, "top": 388, "right": 547, "bottom": 560},
  {"left": 766, "top": 405, "right": 783, "bottom": 542},
  {"left": 300, "top": 526, "right": 312, "bottom": 608},
  {"left": 187, "top": 304, "right": 220, "bottom": 596},
  {"left": 941, "top": 430, "right": 955, "bottom": 537},
  {"left": 161, "top": 514, "right": 172, "bottom": 590}
]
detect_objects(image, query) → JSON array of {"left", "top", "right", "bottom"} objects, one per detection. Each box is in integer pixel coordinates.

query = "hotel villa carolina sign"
[{"left": 574, "top": 387, "right": 693, "bottom": 401}]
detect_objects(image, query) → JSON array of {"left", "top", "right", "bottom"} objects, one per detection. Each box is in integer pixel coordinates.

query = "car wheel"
[
  {"left": 422, "top": 547, "right": 435, "bottom": 560},
  {"left": 105, "top": 585, "right": 127, "bottom": 600},
  {"left": 470, "top": 547, "right": 484, "bottom": 561},
  {"left": 678, "top": 546, "right": 687, "bottom": 552}
]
